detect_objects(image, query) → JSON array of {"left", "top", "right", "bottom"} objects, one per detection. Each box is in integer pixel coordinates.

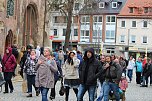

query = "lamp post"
[
  {"left": 43, "top": 0, "right": 47, "bottom": 47},
  {"left": 124, "top": 29, "right": 130, "bottom": 60}
]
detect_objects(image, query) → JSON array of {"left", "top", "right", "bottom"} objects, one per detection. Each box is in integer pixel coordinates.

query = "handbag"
[{"left": 59, "top": 78, "right": 65, "bottom": 96}]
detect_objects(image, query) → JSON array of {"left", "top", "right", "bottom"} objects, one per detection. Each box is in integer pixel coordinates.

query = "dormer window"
[
  {"left": 112, "top": 2, "right": 117, "bottom": 8},
  {"left": 144, "top": 7, "right": 148, "bottom": 13},
  {"left": 129, "top": 7, "right": 133, "bottom": 13},
  {"left": 99, "top": 2, "right": 104, "bottom": 8}
]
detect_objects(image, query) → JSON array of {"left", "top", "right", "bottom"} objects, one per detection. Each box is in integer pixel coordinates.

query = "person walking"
[
  {"left": 135, "top": 56, "right": 143, "bottom": 84},
  {"left": 19, "top": 44, "right": 33, "bottom": 78},
  {"left": 2, "top": 47, "right": 17, "bottom": 93},
  {"left": 58, "top": 49, "right": 64, "bottom": 67},
  {"left": 62, "top": 51, "right": 80, "bottom": 101},
  {"left": 141, "top": 58, "right": 152, "bottom": 87},
  {"left": 119, "top": 56, "right": 126, "bottom": 76},
  {"left": 35, "top": 47, "right": 58, "bottom": 101},
  {"left": 119, "top": 73, "right": 128, "bottom": 101},
  {"left": 49, "top": 54, "right": 63, "bottom": 100},
  {"left": 24, "top": 49, "right": 40, "bottom": 97},
  {"left": 96, "top": 55, "right": 106, "bottom": 101},
  {"left": 102, "top": 55, "right": 122, "bottom": 101},
  {"left": 127, "top": 56, "right": 135, "bottom": 83},
  {"left": 77, "top": 48, "right": 103, "bottom": 101}
]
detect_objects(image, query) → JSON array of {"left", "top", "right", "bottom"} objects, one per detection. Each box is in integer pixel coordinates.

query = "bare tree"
[
  {"left": 64, "top": 0, "right": 74, "bottom": 51},
  {"left": 44, "top": 0, "right": 82, "bottom": 51}
]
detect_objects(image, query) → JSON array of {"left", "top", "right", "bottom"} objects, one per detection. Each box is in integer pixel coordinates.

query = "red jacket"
[
  {"left": 119, "top": 77, "right": 128, "bottom": 91},
  {"left": 2, "top": 47, "right": 17, "bottom": 72}
]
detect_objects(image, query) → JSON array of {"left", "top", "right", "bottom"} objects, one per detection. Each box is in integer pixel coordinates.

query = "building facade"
[
  {"left": 0, "top": 0, "right": 45, "bottom": 55},
  {"left": 78, "top": 0, "right": 126, "bottom": 54},
  {"left": 116, "top": 0, "right": 152, "bottom": 59},
  {"left": 49, "top": 0, "right": 84, "bottom": 51}
]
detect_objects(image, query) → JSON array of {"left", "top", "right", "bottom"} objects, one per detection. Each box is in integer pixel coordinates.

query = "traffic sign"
[{"left": 49, "top": 35, "right": 54, "bottom": 40}]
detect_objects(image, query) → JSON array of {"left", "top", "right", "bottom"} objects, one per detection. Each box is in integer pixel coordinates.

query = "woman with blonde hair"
[{"left": 35, "top": 47, "right": 58, "bottom": 101}]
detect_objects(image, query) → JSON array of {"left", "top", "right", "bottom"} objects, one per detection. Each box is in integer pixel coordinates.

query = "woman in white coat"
[{"left": 62, "top": 51, "right": 80, "bottom": 101}]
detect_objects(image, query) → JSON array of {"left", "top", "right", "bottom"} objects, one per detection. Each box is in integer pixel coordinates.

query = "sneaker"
[{"left": 26, "top": 94, "right": 32, "bottom": 97}]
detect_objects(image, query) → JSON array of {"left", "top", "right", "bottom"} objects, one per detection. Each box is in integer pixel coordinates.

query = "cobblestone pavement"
[{"left": 0, "top": 71, "right": 152, "bottom": 101}]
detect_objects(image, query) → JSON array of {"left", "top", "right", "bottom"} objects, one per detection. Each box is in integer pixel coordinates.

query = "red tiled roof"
[{"left": 118, "top": 0, "right": 152, "bottom": 16}]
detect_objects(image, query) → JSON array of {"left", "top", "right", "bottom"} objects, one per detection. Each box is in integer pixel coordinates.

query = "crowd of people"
[{"left": 0, "top": 44, "right": 152, "bottom": 101}]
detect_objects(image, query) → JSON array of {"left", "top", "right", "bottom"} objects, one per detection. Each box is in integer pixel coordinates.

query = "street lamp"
[{"left": 124, "top": 29, "right": 130, "bottom": 60}]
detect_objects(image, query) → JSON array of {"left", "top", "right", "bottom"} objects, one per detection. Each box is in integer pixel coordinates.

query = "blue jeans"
[
  {"left": 77, "top": 84, "right": 96, "bottom": 101},
  {"left": 103, "top": 81, "right": 120, "bottom": 101},
  {"left": 96, "top": 82, "right": 105, "bottom": 101},
  {"left": 40, "top": 87, "right": 49, "bottom": 101},
  {"left": 127, "top": 69, "right": 133, "bottom": 82}
]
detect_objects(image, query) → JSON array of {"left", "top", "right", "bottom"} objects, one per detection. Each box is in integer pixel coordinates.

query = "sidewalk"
[{"left": 0, "top": 72, "right": 152, "bottom": 101}]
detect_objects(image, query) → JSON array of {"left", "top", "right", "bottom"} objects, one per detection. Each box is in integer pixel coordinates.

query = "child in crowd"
[{"left": 119, "top": 73, "right": 128, "bottom": 101}]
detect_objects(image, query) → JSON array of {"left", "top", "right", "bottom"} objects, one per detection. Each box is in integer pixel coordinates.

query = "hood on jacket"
[
  {"left": 39, "top": 55, "right": 47, "bottom": 61},
  {"left": 6, "top": 47, "right": 12, "bottom": 54},
  {"left": 83, "top": 48, "right": 95, "bottom": 61}
]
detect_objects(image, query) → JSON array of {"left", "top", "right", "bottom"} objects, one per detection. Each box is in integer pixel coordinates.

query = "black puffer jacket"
[
  {"left": 143, "top": 63, "right": 152, "bottom": 77},
  {"left": 79, "top": 48, "right": 103, "bottom": 86}
]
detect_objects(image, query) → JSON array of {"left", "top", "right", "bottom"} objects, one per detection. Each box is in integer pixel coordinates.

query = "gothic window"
[{"left": 7, "top": 0, "right": 14, "bottom": 16}]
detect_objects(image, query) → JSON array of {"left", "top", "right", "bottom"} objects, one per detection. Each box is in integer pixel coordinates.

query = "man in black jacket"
[
  {"left": 77, "top": 48, "right": 103, "bottom": 101},
  {"left": 103, "top": 55, "right": 122, "bottom": 101},
  {"left": 141, "top": 58, "right": 152, "bottom": 87}
]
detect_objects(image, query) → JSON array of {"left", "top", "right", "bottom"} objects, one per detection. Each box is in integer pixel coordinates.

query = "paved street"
[{"left": 0, "top": 71, "right": 152, "bottom": 101}]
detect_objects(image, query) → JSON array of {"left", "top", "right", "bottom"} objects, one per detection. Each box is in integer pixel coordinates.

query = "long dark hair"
[{"left": 67, "top": 52, "right": 75, "bottom": 65}]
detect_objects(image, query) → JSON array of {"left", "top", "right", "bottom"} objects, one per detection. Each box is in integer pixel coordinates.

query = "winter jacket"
[
  {"left": 79, "top": 48, "right": 103, "bottom": 86},
  {"left": 127, "top": 60, "right": 135, "bottom": 70},
  {"left": 103, "top": 61, "right": 122, "bottom": 84},
  {"left": 12, "top": 47, "right": 19, "bottom": 60},
  {"left": 62, "top": 58, "right": 80, "bottom": 79},
  {"left": 35, "top": 55, "right": 58, "bottom": 89},
  {"left": 119, "top": 77, "right": 128, "bottom": 91},
  {"left": 136, "top": 61, "right": 143, "bottom": 72},
  {"left": 24, "top": 57, "right": 38, "bottom": 75},
  {"left": 2, "top": 47, "right": 17, "bottom": 72},
  {"left": 119, "top": 60, "right": 126, "bottom": 70},
  {"left": 20, "top": 51, "right": 30, "bottom": 69},
  {"left": 77, "top": 53, "right": 83, "bottom": 63},
  {"left": 143, "top": 63, "right": 152, "bottom": 77}
]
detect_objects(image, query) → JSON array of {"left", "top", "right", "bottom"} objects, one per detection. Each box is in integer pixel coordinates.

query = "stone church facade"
[{"left": 0, "top": 0, "right": 45, "bottom": 54}]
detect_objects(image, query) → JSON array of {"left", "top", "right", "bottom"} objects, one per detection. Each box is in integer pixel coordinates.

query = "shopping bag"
[{"left": 22, "top": 80, "right": 27, "bottom": 93}]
